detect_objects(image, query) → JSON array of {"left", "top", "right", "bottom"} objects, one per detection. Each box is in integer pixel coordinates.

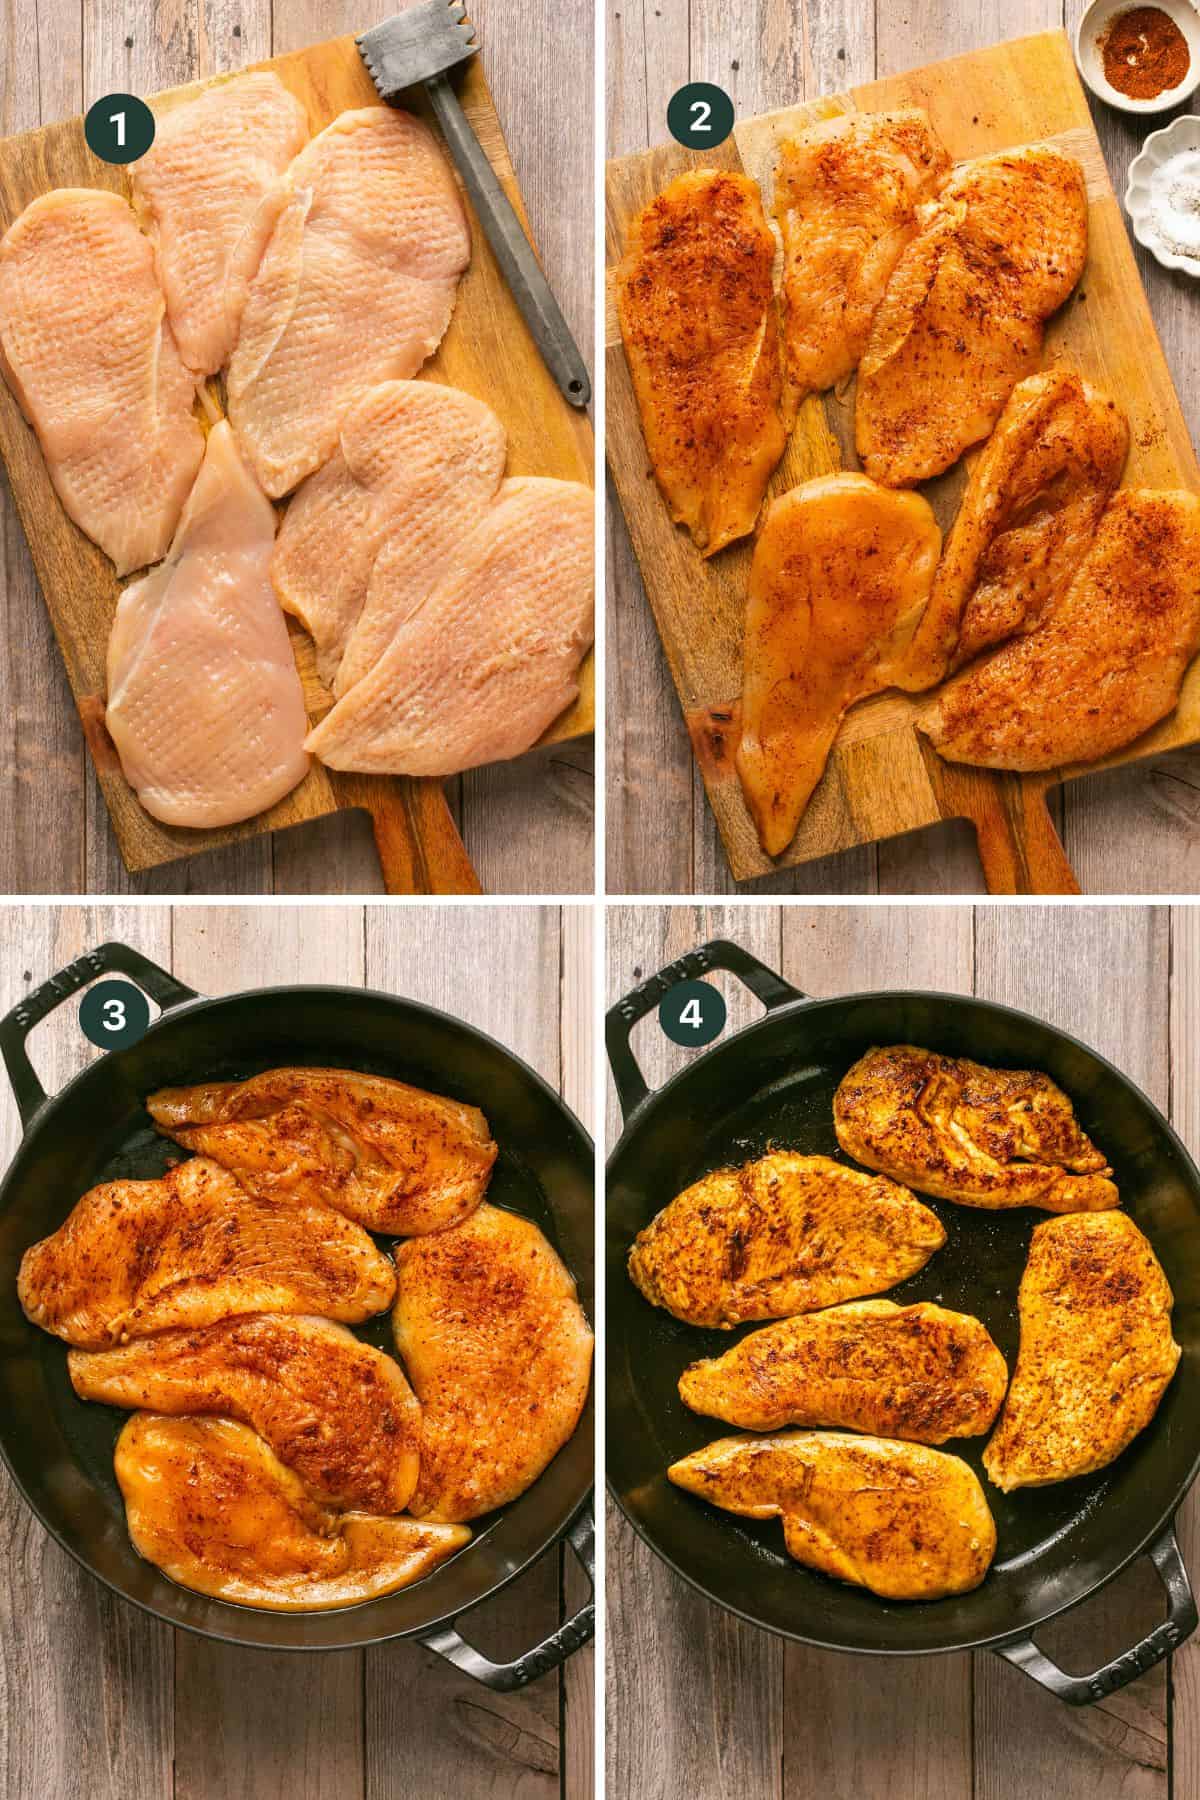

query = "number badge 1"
[
  {"left": 78, "top": 979, "right": 151, "bottom": 1051},
  {"left": 658, "top": 978, "right": 727, "bottom": 1048},
  {"left": 667, "top": 83, "right": 735, "bottom": 150},
  {"left": 84, "top": 93, "right": 156, "bottom": 165}
]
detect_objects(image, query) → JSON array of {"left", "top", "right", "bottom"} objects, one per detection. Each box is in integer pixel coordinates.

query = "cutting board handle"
[
  {"left": 333, "top": 774, "right": 482, "bottom": 895},
  {"left": 927, "top": 760, "right": 1081, "bottom": 895}
]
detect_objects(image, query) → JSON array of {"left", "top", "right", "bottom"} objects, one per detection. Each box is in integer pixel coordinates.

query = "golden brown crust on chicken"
[
  {"left": 394, "top": 1203, "right": 593, "bottom": 1522},
  {"left": 115, "top": 1414, "right": 469, "bottom": 1610},
  {"left": 17, "top": 1157, "right": 396, "bottom": 1348},
  {"left": 616, "top": 168, "right": 793, "bottom": 556},
  {"left": 905, "top": 370, "right": 1128, "bottom": 686},
  {"left": 856, "top": 147, "right": 1088, "bottom": 486},
  {"left": 919, "top": 489, "right": 1200, "bottom": 771},
  {"left": 834, "top": 1045, "right": 1117, "bottom": 1212},
  {"left": 70, "top": 1314, "right": 421, "bottom": 1512},
  {"left": 147, "top": 1066, "right": 497, "bottom": 1235},
  {"left": 983, "top": 1212, "right": 1180, "bottom": 1491},
  {"left": 628, "top": 1152, "right": 945, "bottom": 1329},
  {"left": 678, "top": 1299, "right": 1007, "bottom": 1441},
  {"left": 774, "top": 109, "right": 949, "bottom": 399},
  {"left": 735, "top": 472, "right": 942, "bottom": 856},
  {"left": 669, "top": 1430, "right": 996, "bottom": 1599}
]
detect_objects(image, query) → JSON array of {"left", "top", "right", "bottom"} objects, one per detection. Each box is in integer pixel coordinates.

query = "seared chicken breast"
[
  {"left": 669, "top": 1431, "right": 996, "bottom": 1599},
  {"left": 116, "top": 1414, "right": 469, "bottom": 1611},
  {"left": 616, "top": 168, "right": 793, "bottom": 556},
  {"left": 628, "top": 1152, "right": 945, "bottom": 1328},
  {"left": 70, "top": 1314, "right": 421, "bottom": 1513},
  {"left": 147, "top": 1067, "right": 497, "bottom": 1236},
  {"left": 834, "top": 1046, "right": 1117, "bottom": 1212},
  {"left": 984, "top": 1212, "right": 1180, "bottom": 1491},
  {"left": 18, "top": 1157, "right": 396, "bottom": 1348},
  {"left": 679, "top": 1299, "right": 1007, "bottom": 1442},
  {"left": 394, "top": 1203, "right": 593, "bottom": 1522}
]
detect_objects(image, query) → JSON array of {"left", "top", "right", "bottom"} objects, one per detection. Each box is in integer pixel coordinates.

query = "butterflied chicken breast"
[
  {"left": 906, "top": 370, "right": 1128, "bottom": 685},
  {"left": 920, "top": 489, "right": 1200, "bottom": 770},
  {"left": 616, "top": 168, "right": 793, "bottom": 556},
  {"left": 628, "top": 1152, "right": 945, "bottom": 1329},
  {"left": 669, "top": 1431, "right": 996, "bottom": 1599},
  {"left": 984, "top": 1212, "right": 1180, "bottom": 1491},
  {"left": 0, "top": 189, "right": 202, "bottom": 573},
  {"left": 147, "top": 1066, "right": 496, "bottom": 1236},
  {"left": 105, "top": 419, "right": 311, "bottom": 829},
  {"left": 116, "top": 1414, "right": 469, "bottom": 1610},
  {"left": 774, "top": 109, "right": 949, "bottom": 400},
  {"left": 131, "top": 71, "right": 309, "bottom": 376},
  {"left": 394, "top": 1203, "right": 593, "bottom": 1522},
  {"left": 227, "top": 107, "right": 470, "bottom": 496},
  {"left": 735, "top": 472, "right": 941, "bottom": 857},
  {"left": 834, "top": 1045, "right": 1117, "bottom": 1212},
  {"left": 70, "top": 1314, "right": 420, "bottom": 1512},
  {"left": 305, "top": 477, "right": 594, "bottom": 777},
  {"left": 272, "top": 379, "right": 507, "bottom": 691},
  {"left": 679, "top": 1299, "right": 1007, "bottom": 1442},
  {"left": 856, "top": 147, "right": 1088, "bottom": 486},
  {"left": 18, "top": 1157, "right": 395, "bottom": 1348}
]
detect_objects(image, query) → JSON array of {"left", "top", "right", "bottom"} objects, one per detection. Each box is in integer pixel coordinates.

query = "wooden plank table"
[
  {"left": 0, "top": 900, "right": 594, "bottom": 1799},
  {"left": 0, "top": 0, "right": 594, "bottom": 898},
  {"left": 606, "top": 900, "right": 1196, "bottom": 1799},
  {"left": 605, "top": 0, "right": 1200, "bottom": 896}
]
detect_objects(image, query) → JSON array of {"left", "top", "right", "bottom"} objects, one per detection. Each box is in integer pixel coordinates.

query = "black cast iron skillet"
[
  {"left": 0, "top": 941, "right": 593, "bottom": 1690},
  {"left": 606, "top": 939, "right": 1200, "bottom": 1706}
]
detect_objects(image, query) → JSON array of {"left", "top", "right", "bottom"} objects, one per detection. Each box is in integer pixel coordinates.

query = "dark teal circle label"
[
  {"left": 667, "top": 83, "right": 735, "bottom": 150},
  {"left": 84, "top": 94, "right": 155, "bottom": 165},
  {"left": 659, "top": 979, "right": 727, "bottom": 1047},
  {"left": 79, "top": 980, "right": 151, "bottom": 1050}
]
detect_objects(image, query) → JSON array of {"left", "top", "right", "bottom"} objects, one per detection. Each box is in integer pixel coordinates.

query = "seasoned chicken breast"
[
  {"left": 394, "top": 1203, "right": 593, "bottom": 1522},
  {"left": 984, "top": 1212, "right": 1180, "bottom": 1491},
  {"left": 147, "top": 1067, "right": 496, "bottom": 1236},
  {"left": 856, "top": 147, "right": 1088, "bottom": 486},
  {"left": 679, "top": 1299, "right": 1007, "bottom": 1442},
  {"left": 116, "top": 1414, "right": 469, "bottom": 1611},
  {"left": 735, "top": 472, "right": 942, "bottom": 856},
  {"left": 774, "top": 109, "right": 949, "bottom": 400},
  {"left": 669, "top": 1431, "right": 996, "bottom": 1599},
  {"left": 616, "top": 168, "right": 793, "bottom": 556},
  {"left": 18, "top": 1157, "right": 395, "bottom": 1348},
  {"left": 920, "top": 489, "right": 1200, "bottom": 771},
  {"left": 834, "top": 1045, "right": 1117, "bottom": 1212},
  {"left": 70, "top": 1314, "right": 420, "bottom": 1513},
  {"left": 906, "top": 370, "right": 1128, "bottom": 686},
  {"left": 628, "top": 1152, "right": 945, "bottom": 1329}
]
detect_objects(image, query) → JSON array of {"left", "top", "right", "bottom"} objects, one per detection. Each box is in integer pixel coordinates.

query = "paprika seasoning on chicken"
[{"left": 1100, "top": 5, "right": 1191, "bottom": 100}]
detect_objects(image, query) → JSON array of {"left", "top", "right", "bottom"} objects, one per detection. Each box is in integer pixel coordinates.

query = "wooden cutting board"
[
  {"left": 0, "top": 34, "right": 593, "bottom": 893},
  {"left": 605, "top": 29, "right": 1199, "bottom": 893}
]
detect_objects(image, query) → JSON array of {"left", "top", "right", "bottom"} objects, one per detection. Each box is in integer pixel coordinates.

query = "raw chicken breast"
[
  {"left": 17, "top": 1156, "right": 396, "bottom": 1348},
  {"left": 227, "top": 107, "right": 470, "bottom": 496},
  {"left": 105, "top": 419, "right": 310, "bottom": 828},
  {"left": 272, "top": 380, "right": 507, "bottom": 690},
  {"left": 131, "top": 71, "right": 309, "bottom": 377},
  {"left": 116, "top": 1414, "right": 469, "bottom": 1610},
  {"left": 306, "top": 477, "right": 593, "bottom": 776},
  {"left": 0, "top": 189, "right": 202, "bottom": 573}
]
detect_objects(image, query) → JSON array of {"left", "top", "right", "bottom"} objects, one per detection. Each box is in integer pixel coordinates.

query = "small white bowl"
[
  {"left": 1126, "top": 112, "right": 1200, "bottom": 271},
  {"left": 1076, "top": 0, "right": 1200, "bottom": 114}
]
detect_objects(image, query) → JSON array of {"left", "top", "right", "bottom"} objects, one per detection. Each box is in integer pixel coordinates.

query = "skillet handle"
[
  {"left": 994, "top": 1524, "right": 1196, "bottom": 1706},
  {"left": 0, "top": 942, "right": 199, "bottom": 1129},
  {"left": 418, "top": 1504, "right": 594, "bottom": 1691},
  {"left": 606, "top": 938, "right": 803, "bottom": 1118}
]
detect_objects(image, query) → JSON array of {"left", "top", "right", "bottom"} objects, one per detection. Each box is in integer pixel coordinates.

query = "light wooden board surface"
[
  {"left": 606, "top": 0, "right": 1200, "bottom": 896},
  {"left": 0, "top": 899, "right": 594, "bottom": 1800},
  {"left": 0, "top": 0, "right": 594, "bottom": 898},
  {"left": 605, "top": 897, "right": 1196, "bottom": 1799}
]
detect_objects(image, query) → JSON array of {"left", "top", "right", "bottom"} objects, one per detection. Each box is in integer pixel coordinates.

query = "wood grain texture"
[
  {"left": 606, "top": 0, "right": 1200, "bottom": 896},
  {"left": 0, "top": 0, "right": 594, "bottom": 897},
  {"left": 605, "top": 900, "right": 1188, "bottom": 1800}
]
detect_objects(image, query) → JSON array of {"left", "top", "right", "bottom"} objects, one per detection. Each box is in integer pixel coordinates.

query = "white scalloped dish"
[{"left": 1126, "top": 114, "right": 1200, "bottom": 274}]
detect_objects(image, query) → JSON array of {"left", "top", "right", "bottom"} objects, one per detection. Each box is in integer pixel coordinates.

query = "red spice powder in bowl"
[{"left": 1077, "top": 0, "right": 1200, "bottom": 113}]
